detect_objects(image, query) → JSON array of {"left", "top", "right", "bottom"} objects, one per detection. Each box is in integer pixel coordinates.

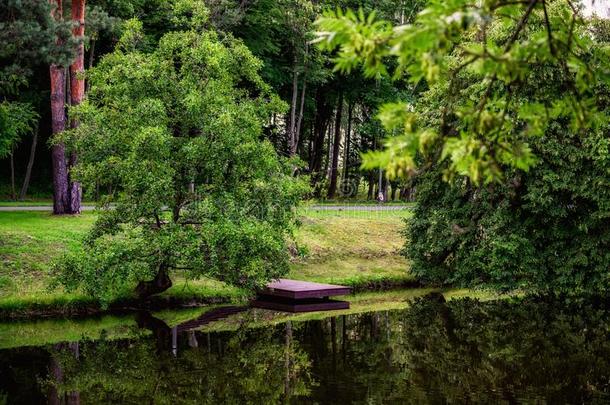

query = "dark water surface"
[{"left": 1, "top": 294, "right": 610, "bottom": 404}]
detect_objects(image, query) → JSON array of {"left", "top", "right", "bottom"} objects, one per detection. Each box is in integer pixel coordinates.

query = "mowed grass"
[
  {"left": 0, "top": 199, "right": 95, "bottom": 207},
  {"left": 0, "top": 208, "right": 412, "bottom": 316},
  {"left": 0, "top": 212, "right": 95, "bottom": 297},
  {"left": 291, "top": 211, "right": 413, "bottom": 287}
]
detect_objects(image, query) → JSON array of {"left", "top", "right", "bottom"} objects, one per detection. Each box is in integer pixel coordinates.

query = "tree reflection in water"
[{"left": 1, "top": 294, "right": 610, "bottom": 403}]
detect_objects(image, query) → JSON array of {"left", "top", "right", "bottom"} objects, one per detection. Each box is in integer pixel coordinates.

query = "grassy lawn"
[
  {"left": 291, "top": 212, "right": 413, "bottom": 287},
  {"left": 0, "top": 199, "right": 97, "bottom": 207},
  {"left": 0, "top": 209, "right": 412, "bottom": 316},
  {"left": 307, "top": 199, "right": 415, "bottom": 206}
]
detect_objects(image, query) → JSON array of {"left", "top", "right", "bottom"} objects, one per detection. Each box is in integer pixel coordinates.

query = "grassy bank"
[
  {"left": 0, "top": 209, "right": 412, "bottom": 318},
  {"left": 0, "top": 288, "right": 506, "bottom": 349}
]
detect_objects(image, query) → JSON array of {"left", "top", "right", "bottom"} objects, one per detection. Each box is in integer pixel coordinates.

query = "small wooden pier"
[
  {"left": 151, "top": 279, "right": 352, "bottom": 356},
  {"left": 252, "top": 279, "right": 352, "bottom": 313}
]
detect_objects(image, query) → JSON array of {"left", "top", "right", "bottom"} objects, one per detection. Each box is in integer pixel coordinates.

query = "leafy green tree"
[
  {"left": 53, "top": 14, "right": 307, "bottom": 303},
  {"left": 316, "top": 1, "right": 610, "bottom": 292},
  {"left": 0, "top": 103, "right": 36, "bottom": 160},
  {"left": 315, "top": 0, "right": 609, "bottom": 185}
]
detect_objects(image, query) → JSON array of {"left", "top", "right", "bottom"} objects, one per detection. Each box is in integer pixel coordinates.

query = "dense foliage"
[
  {"left": 317, "top": 1, "right": 610, "bottom": 292},
  {"left": 53, "top": 16, "right": 307, "bottom": 302},
  {"left": 316, "top": 0, "right": 610, "bottom": 185},
  {"left": 1, "top": 0, "right": 423, "bottom": 202},
  {"left": 405, "top": 121, "right": 610, "bottom": 293}
]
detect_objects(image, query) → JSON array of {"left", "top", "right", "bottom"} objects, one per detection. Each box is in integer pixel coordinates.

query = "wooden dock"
[
  {"left": 252, "top": 279, "right": 352, "bottom": 313},
  {"left": 261, "top": 279, "right": 352, "bottom": 299}
]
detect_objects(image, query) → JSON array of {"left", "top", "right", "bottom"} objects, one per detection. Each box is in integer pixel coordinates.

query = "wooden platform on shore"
[
  {"left": 251, "top": 279, "right": 352, "bottom": 313},
  {"left": 262, "top": 279, "right": 352, "bottom": 299}
]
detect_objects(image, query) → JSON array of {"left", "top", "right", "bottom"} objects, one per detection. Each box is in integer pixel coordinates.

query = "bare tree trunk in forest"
[
  {"left": 325, "top": 120, "right": 333, "bottom": 179},
  {"left": 9, "top": 150, "right": 15, "bottom": 200},
  {"left": 293, "top": 79, "right": 307, "bottom": 156},
  {"left": 293, "top": 46, "right": 308, "bottom": 156},
  {"left": 367, "top": 172, "right": 375, "bottom": 200},
  {"left": 342, "top": 101, "right": 352, "bottom": 183},
  {"left": 50, "top": 0, "right": 69, "bottom": 214},
  {"left": 310, "top": 89, "right": 332, "bottom": 195},
  {"left": 68, "top": 0, "right": 85, "bottom": 214},
  {"left": 288, "top": 55, "right": 299, "bottom": 155},
  {"left": 327, "top": 92, "right": 343, "bottom": 199},
  {"left": 19, "top": 122, "right": 38, "bottom": 200},
  {"left": 391, "top": 182, "right": 398, "bottom": 201}
]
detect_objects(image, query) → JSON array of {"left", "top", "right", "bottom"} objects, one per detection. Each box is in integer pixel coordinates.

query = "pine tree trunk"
[
  {"left": 19, "top": 122, "right": 38, "bottom": 200},
  {"left": 68, "top": 0, "right": 85, "bottom": 214},
  {"left": 49, "top": 0, "right": 69, "bottom": 214},
  {"left": 50, "top": 65, "right": 69, "bottom": 214},
  {"left": 327, "top": 92, "right": 343, "bottom": 199}
]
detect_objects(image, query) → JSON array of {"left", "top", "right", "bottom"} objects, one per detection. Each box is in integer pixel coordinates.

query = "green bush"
[{"left": 405, "top": 121, "right": 610, "bottom": 293}]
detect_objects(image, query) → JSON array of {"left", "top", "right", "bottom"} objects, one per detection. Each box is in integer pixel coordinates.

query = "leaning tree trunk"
[
  {"left": 292, "top": 46, "right": 308, "bottom": 157},
  {"left": 292, "top": 78, "right": 307, "bottom": 157},
  {"left": 49, "top": 0, "right": 69, "bottom": 215},
  {"left": 68, "top": 0, "right": 85, "bottom": 214},
  {"left": 327, "top": 91, "right": 343, "bottom": 199},
  {"left": 19, "top": 122, "right": 38, "bottom": 200},
  {"left": 136, "top": 263, "right": 173, "bottom": 299}
]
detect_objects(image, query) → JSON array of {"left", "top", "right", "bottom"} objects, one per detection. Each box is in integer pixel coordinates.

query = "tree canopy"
[
  {"left": 315, "top": 1, "right": 610, "bottom": 293},
  {"left": 53, "top": 15, "right": 307, "bottom": 302},
  {"left": 316, "top": 0, "right": 610, "bottom": 185}
]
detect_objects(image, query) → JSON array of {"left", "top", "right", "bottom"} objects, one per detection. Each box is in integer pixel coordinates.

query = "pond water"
[{"left": 1, "top": 292, "right": 610, "bottom": 404}]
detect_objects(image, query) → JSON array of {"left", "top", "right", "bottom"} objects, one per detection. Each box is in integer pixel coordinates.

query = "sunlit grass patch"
[{"left": 299, "top": 207, "right": 413, "bottom": 220}]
